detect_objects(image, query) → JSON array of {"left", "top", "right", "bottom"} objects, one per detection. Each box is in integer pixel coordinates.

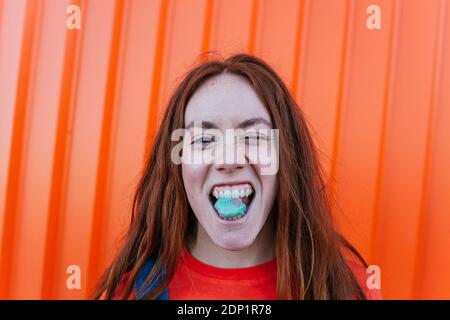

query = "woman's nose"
[
  {"left": 213, "top": 161, "right": 245, "bottom": 173},
  {"left": 212, "top": 140, "right": 246, "bottom": 172}
]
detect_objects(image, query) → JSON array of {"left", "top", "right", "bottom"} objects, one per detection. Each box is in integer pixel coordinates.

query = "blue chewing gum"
[{"left": 214, "top": 197, "right": 247, "bottom": 218}]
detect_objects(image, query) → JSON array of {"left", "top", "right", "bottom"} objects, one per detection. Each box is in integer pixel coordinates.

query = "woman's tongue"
[{"left": 214, "top": 196, "right": 249, "bottom": 218}]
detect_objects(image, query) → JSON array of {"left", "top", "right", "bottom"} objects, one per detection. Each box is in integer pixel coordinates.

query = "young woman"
[{"left": 95, "top": 53, "right": 382, "bottom": 300}]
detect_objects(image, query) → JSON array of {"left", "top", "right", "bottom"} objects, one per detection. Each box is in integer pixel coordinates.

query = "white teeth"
[{"left": 211, "top": 185, "right": 254, "bottom": 199}]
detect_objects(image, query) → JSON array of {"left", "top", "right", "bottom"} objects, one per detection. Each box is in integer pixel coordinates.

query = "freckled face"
[{"left": 181, "top": 73, "right": 278, "bottom": 250}]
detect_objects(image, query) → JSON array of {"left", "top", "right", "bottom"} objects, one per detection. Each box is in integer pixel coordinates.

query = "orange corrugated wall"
[{"left": 0, "top": 0, "right": 449, "bottom": 300}]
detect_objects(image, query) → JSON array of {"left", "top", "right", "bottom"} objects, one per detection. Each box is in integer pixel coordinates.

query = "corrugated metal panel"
[{"left": 0, "top": 0, "right": 449, "bottom": 299}]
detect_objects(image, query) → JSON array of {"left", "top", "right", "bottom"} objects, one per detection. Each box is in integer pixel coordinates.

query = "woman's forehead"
[{"left": 185, "top": 73, "right": 271, "bottom": 127}]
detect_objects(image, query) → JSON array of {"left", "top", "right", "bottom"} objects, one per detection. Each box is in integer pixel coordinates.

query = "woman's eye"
[
  {"left": 192, "top": 136, "right": 215, "bottom": 145},
  {"left": 244, "top": 135, "right": 268, "bottom": 144}
]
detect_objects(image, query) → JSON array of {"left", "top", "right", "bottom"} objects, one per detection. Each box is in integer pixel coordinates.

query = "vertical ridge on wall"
[
  {"left": 200, "top": 0, "right": 214, "bottom": 57},
  {"left": 41, "top": 0, "right": 85, "bottom": 300},
  {"left": 412, "top": 0, "right": 448, "bottom": 299},
  {"left": 329, "top": 0, "right": 354, "bottom": 195},
  {"left": 144, "top": 0, "right": 168, "bottom": 160},
  {"left": 87, "top": 0, "right": 125, "bottom": 297},
  {"left": 369, "top": 0, "right": 400, "bottom": 298},
  {"left": 369, "top": 0, "right": 400, "bottom": 267},
  {"left": 0, "top": 0, "right": 38, "bottom": 299},
  {"left": 290, "top": 0, "right": 306, "bottom": 97},
  {"left": 248, "top": 0, "right": 260, "bottom": 55},
  {"left": 293, "top": 0, "right": 311, "bottom": 105}
]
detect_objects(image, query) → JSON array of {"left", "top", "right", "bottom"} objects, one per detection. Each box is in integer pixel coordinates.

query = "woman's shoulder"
[
  {"left": 100, "top": 257, "right": 166, "bottom": 300},
  {"left": 346, "top": 259, "right": 383, "bottom": 300}
]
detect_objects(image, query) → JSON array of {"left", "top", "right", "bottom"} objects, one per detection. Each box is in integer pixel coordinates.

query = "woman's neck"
[{"left": 187, "top": 215, "right": 275, "bottom": 268}]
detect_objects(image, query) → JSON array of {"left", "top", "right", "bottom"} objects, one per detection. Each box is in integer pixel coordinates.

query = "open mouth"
[{"left": 209, "top": 183, "right": 255, "bottom": 221}]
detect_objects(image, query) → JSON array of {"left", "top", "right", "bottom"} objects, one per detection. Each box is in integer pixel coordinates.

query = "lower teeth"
[{"left": 220, "top": 212, "right": 246, "bottom": 220}]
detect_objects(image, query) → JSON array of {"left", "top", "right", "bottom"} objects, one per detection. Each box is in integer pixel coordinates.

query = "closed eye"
[
  {"left": 192, "top": 135, "right": 215, "bottom": 146},
  {"left": 244, "top": 134, "right": 269, "bottom": 144}
]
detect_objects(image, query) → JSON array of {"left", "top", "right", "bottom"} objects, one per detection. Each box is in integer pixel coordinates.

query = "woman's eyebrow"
[
  {"left": 186, "top": 117, "right": 272, "bottom": 130},
  {"left": 237, "top": 117, "right": 272, "bottom": 129},
  {"left": 185, "top": 120, "right": 217, "bottom": 130}
]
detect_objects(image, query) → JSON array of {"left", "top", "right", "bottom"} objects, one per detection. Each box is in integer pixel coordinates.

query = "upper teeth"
[{"left": 212, "top": 184, "right": 253, "bottom": 199}]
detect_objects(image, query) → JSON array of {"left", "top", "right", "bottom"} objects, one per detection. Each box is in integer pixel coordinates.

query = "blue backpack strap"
[{"left": 134, "top": 258, "right": 168, "bottom": 300}]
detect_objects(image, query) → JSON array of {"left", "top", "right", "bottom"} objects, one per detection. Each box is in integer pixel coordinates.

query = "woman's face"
[{"left": 181, "top": 72, "right": 278, "bottom": 250}]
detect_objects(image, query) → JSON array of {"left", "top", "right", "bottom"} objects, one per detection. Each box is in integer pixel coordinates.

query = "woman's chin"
[{"left": 211, "top": 233, "right": 256, "bottom": 251}]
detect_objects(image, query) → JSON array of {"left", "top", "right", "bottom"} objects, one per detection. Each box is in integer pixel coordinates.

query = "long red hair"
[{"left": 94, "top": 53, "right": 367, "bottom": 300}]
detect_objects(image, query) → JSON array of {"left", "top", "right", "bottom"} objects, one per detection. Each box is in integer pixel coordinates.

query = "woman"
[{"left": 95, "top": 53, "right": 381, "bottom": 300}]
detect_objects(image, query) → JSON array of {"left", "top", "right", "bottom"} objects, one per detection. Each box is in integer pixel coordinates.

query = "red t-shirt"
[{"left": 169, "top": 249, "right": 277, "bottom": 299}]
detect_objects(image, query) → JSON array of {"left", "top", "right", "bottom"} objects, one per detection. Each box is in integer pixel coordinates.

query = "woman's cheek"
[
  {"left": 181, "top": 163, "right": 208, "bottom": 197},
  {"left": 254, "top": 163, "right": 278, "bottom": 211}
]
